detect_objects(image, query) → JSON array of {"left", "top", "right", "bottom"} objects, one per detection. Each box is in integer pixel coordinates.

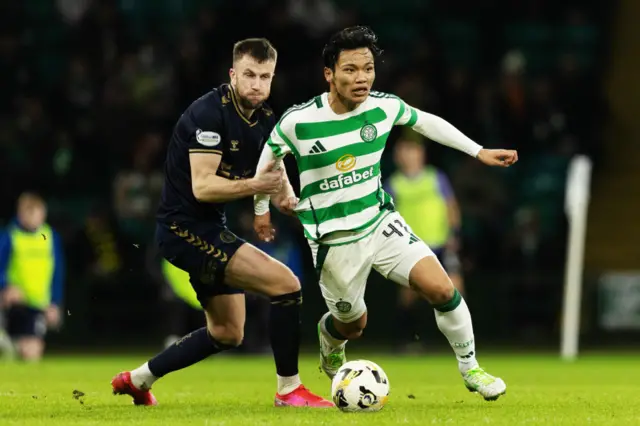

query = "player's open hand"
[
  {"left": 254, "top": 211, "right": 276, "bottom": 242},
  {"left": 476, "top": 149, "right": 518, "bottom": 167},
  {"left": 250, "top": 160, "right": 283, "bottom": 194}
]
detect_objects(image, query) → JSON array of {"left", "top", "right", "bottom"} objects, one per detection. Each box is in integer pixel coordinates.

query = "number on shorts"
[{"left": 383, "top": 219, "right": 420, "bottom": 244}]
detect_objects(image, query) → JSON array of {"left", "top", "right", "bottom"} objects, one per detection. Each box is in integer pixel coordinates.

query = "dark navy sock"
[
  {"left": 269, "top": 290, "right": 302, "bottom": 377},
  {"left": 147, "top": 327, "right": 232, "bottom": 377}
]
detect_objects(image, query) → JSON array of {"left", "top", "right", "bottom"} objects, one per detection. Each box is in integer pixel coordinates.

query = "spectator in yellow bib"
[
  {"left": 0, "top": 193, "right": 64, "bottom": 361},
  {"left": 385, "top": 136, "right": 464, "bottom": 351}
]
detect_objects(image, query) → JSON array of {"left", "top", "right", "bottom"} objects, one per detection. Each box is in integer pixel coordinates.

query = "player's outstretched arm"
[
  {"left": 190, "top": 152, "right": 283, "bottom": 203},
  {"left": 402, "top": 107, "right": 518, "bottom": 167}
]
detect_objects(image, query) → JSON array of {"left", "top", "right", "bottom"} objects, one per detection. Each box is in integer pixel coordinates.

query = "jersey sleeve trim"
[
  {"left": 266, "top": 137, "right": 284, "bottom": 157},
  {"left": 406, "top": 107, "right": 418, "bottom": 127},
  {"left": 394, "top": 99, "right": 406, "bottom": 124},
  {"left": 189, "top": 148, "right": 223, "bottom": 155},
  {"left": 276, "top": 123, "right": 300, "bottom": 159}
]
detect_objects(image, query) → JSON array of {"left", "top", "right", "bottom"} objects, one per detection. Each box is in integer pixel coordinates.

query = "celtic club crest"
[
  {"left": 336, "top": 300, "right": 352, "bottom": 313},
  {"left": 360, "top": 123, "right": 377, "bottom": 143}
]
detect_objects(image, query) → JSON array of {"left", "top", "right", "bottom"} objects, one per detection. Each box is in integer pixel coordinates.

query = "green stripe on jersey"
[
  {"left": 266, "top": 137, "right": 283, "bottom": 157},
  {"left": 394, "top": 100, "right": 406, "bottom": 124},
  {"left": 300, "top": 163, "right": 381, "bottom": 199},
  {"left": 276, "top": 124, "right": 300, "bottom": 159},
  {"left": 294, "top": 107, "right": 387, "bottom": 140},
  {"left": 298, "top": 131, "right": 390, "bottom": 172},
  {"left": 406, "top": 107, "right": 418, "bottom": 127},
  {"left": 298, "top": 189, "right": 381, "bottom": 225}
]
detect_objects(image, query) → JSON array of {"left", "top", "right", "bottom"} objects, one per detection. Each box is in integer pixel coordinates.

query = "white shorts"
[{"left": 308, "top": 211, "right": 434, "bottom": 323}]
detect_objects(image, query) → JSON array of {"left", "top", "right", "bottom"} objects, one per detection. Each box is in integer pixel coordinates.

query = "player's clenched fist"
[
  {"left": 249, "top": 159, "right": 283, "bottom": 194},
  {"left": 275, "top": 195, "right": 298, "bottom": 216},
  {"left": 254, "top": 211, "right": 276, "bottom": 242},
  {"left": 476, "top": 149, "right": 518, "bottom": 167}
]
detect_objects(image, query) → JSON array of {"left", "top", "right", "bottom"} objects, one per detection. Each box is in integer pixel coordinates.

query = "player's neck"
[
  {"left": 236, "top": 103, "right": 256, "bottom": 119},
  {"left": 402, "top": 167, "right": 423, "bottom": 179},
  {"left": 328, "top": 90, "right": 362, "bottom": 115},
  {"left": 230, "top": 84, "right": 257, "bottom": 119}
]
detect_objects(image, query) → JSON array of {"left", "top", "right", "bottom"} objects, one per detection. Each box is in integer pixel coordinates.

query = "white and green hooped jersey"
[{"left": 266, "top": 91, "right": 418, "bottom": 244}]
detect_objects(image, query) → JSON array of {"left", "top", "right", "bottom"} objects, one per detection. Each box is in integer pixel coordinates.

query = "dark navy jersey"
[{"left": 157, "top": 84, "right": 276, "bottom": 225}]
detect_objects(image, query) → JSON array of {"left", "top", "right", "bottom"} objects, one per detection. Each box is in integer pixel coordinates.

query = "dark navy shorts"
[
  {"left": 156, "top": 221, "right": 246, "bottom": 308},
  {"left": 6, "top": 305, "right": 47, "bottom": 338}
]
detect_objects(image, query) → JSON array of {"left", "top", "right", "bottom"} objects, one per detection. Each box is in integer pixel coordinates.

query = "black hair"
[
  {"left": 322, "top": 26, "right": 383, "bottom": 70},
  {"left": 233, "top": 38, "right": 277, "bottom": 63}
]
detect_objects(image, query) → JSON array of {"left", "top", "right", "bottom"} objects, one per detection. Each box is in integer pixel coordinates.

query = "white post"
[{"left": 560, "top": 155, "right": 592, "bottom": 361}]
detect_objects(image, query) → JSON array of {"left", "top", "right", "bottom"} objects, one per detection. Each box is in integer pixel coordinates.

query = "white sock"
[
  {"left": 319, "top": 312, "right": 347, "bottom": 349},
  {"left": 434, "top": 295, "right": 479, "bottom": 374},
  {"left": 277, "top": 374, "right": 301, "bottom": 395},
  {"left": 130, "top": 362, "right": 158, "bottom": 390}
]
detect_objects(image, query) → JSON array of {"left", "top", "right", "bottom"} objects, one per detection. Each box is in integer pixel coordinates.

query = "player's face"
[
  {"left": 17, "top": 201, "right": 46, "bottom": 231},
  {"left": 230, "top": 55, "right": 276, "bottom": 110},
  {"left": 325, "top": 47, "right": 375, "bottom": 106}
]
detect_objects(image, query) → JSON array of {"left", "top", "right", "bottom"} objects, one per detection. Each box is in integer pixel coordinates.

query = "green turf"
[{"left": 0, "top": 353, "right": 638, "bottom": 425}]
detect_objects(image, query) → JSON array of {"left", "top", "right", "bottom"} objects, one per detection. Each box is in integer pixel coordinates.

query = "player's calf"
[
  {"left": 204, "top": 294, "right": 246, "bottom": 348},
  {"left": 224, "top": 244, "right": 332, "bottom": 405}
]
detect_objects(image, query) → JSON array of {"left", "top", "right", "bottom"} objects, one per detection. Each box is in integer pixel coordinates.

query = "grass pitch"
[{"left": 0, "top": 352, "right": 638, "bottom": 425}]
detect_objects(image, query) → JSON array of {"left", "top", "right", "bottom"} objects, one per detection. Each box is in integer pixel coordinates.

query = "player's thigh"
[
  {"left": 203, "top": 293, "right": 246, "bottom": 346},
  {"left": 373, "top": 212, "right": 454, "bottom": 304},
  {"left": 224, "top": 243, "right": 300, "bottom": 297},
  {"left": 309, "top": 239, "right": 372, "bottom": 325}
]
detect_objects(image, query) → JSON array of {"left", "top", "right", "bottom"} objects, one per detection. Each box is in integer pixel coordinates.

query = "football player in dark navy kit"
[{"left": 111, "top": 38, "right": 333, "bottom": 408}]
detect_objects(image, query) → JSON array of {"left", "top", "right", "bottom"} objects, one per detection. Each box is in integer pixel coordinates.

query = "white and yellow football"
[{"left": 331, "top": 360, "right": 390, "bottom": 412}]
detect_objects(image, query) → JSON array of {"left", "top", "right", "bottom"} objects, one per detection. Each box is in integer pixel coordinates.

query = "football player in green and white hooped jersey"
[{"left": 254, "top": 26, "right": 518, "bottom": 401}]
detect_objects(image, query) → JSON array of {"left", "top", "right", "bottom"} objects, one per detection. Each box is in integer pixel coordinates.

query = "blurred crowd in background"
[{"left": 0, "top": 0, "right": 613, "bottom": 349}]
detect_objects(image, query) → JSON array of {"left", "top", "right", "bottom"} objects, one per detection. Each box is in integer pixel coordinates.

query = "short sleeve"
[
  {"left": 187, "top": 105, "right": 224, "bottom": 155},
  {"left": 266, "top": 114, "right": 299, "bottom": 159},
  {"left": 394, "top": 98, "right": 418, "bottom": 127}
]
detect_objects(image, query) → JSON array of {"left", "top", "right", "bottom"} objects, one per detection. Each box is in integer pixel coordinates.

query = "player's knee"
[
  {"left": 208, "top": 324, "right": 244, "bottom": 347},
  {"left": 18, "top": 339, "right": 44, "bottom": 362},
  {"left": 422, "top": 282, "right": 455, "bottom": 306},
  {"left": 267, "top": 266, "right": 301, "bottom": 297},
  {"left": 409, "top": 258, "right": 456, "bottom": 305},
  {"left": 335, "top": 314, "right": 367, "bottom": 340}
]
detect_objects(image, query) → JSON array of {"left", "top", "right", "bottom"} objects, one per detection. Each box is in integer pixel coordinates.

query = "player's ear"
[
  {"left": 229, "top": 67, "right": 236, "bottom": 84},
  {"left": 324, "top": 67, "right": 333, "bottom": 84}
]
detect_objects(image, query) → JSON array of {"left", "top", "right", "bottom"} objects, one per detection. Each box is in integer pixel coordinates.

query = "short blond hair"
[{"left": 17, "top": 192, "right": 46, "bottom": 210}]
